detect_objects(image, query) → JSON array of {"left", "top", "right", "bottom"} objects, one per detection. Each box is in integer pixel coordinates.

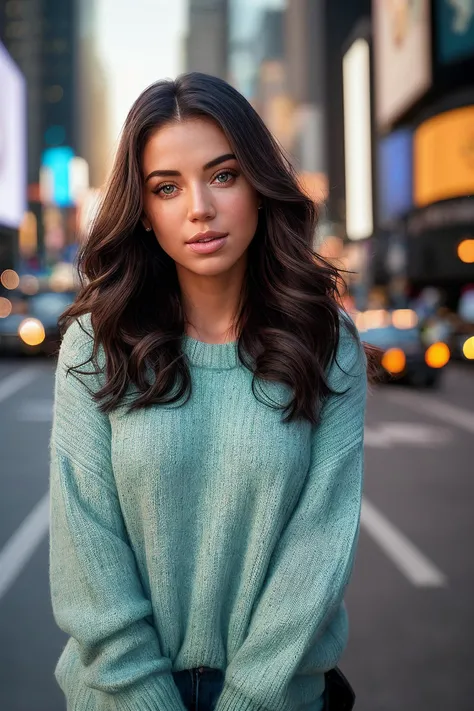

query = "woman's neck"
[{"left": 177, "top": 259, "right": 246, "bottom": 344}]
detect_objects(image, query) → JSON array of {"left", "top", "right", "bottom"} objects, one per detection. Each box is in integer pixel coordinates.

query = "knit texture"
[{"left": 49, "top": 312, "right": 367, "bottom": 711}]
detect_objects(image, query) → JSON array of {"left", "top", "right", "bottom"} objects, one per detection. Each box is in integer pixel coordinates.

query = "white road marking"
[
  {"left": 388, "top": 390, "right": 474, "bottom": 435},
  {"left": 0, "top": 494, "right": 449, "bottom": 598},
  {"left": 361, "top": 497, "right": 447, "bottom": 588},
  {"left": 17, "top": 399, "right": 53, "bottom": 422},
  {"left": 364, "top": 422, "right": 452, "bottom": 448},
  {"left": 0, "top": 367, "right": 39, "bottom": 404},
  {"left": 0, "top": 493, "right": 50, "bottom": 601}
]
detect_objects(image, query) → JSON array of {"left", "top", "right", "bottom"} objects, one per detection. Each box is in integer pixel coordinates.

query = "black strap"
[{"left": 323, "top": 667, "right": 356, "bottom": 711}]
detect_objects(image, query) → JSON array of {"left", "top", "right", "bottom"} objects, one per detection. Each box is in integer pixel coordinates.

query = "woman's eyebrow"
[
  {"left": 203, "top": 153, "right": 236, "bottom": 170},
  {"left": 145, "top": 153, "right": 237, "bottom": 183}
]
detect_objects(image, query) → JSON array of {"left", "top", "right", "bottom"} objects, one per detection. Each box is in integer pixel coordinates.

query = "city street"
[{"left": 0, "top": 357, "right": 473, "bottom": 711}]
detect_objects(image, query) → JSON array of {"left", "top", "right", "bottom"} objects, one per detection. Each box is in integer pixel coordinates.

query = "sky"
[{"left": 97, "top": 0, "right": 188, "bottom": 145}]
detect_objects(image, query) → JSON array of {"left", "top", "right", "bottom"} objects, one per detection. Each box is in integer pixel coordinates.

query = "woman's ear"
[{"left": 141, "top": 216, "right": 152, "bottom": 232}]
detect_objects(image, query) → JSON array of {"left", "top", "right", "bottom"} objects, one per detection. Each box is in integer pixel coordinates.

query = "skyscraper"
[
  {"left": 1, "top": 0, "right": 110, "bottom": 267},
  {"left": 186, "top": 0, "right": 228, "bottom": 79}
]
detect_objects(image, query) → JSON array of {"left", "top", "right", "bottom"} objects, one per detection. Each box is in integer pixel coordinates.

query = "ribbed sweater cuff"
[
  {"left": 215, "top": 683, "right": 273, "bottom": 711},
  {"left": 113, "top": 672, "right": 187, "bottom": 711}
]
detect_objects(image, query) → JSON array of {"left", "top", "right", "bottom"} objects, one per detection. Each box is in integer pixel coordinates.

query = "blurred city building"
[
  {"left": 1, "top": 0, "right": 43, "bottom": 274},
  {"left": 286, "top": 1, "right": 326, "bottom": 182},
  {"left": 0, "top": 39, "right": 27, "bottom": 275},
  {"left": 186, "top": 0, "right": 229, "bottom": 79},
  {"left": 0, "top": 0, "right": 110, "bottom": 286},
  {"left": 227, "top": 0, "right": 328, "bottom": 206},
  {"left": 370, "top": 0, "right": 474, "bottom": 319},
  {"left": 77, "top": 0, "right": 111, "bottom": 190},
  {"left": 253, "top": 9, "right": 294, "bottom": 153},
  {"left": 185, "top": 0, "right": 474, "bottom": 328}
]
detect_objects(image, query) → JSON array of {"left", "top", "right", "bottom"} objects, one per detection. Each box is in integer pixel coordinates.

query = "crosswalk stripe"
[
  {"left": 361, "top": 497, "right": 447, "bottom": 588},
  {"left": 387, "top": 390, "right": 474, "bottom": 435},
  {"left": 0, "top": 493, "right": 50, "bottom": 602}
]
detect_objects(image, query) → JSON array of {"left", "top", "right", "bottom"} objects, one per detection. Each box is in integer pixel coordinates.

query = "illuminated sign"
[
  {"left": 436, "top": 0, "right": 474, "bottom": 64},
  {"left": 0, "top": 42, "right": 27, "bottom": 229},
  {"left": 373, "top": 0, "right": 432, "bottom": 129},
  {"left": 378, "top": 129, "right": 413, "bottom": 222},
  {"left": 414, "top": 106, "right": 474, "bottom": 207},
  {"left": 343, "top": 38, "right": 373, "bottom": 240},
  {"left": 40, "top": 146, "right": 75, "bottom": 207}
]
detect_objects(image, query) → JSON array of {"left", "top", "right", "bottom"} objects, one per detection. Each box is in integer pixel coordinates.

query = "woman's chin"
[
  {"left": 188, "top": 260, "right": 234, "bottom": 278},
  {"left": 178, "top": 254, "right": 245, "bottom": 279}
]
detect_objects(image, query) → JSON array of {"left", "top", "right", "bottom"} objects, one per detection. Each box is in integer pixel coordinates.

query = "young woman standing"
[{"left": 50, "top": 72, "right": 371, "bottom": 711}]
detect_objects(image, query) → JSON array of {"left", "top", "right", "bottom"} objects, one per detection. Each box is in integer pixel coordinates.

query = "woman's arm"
[
  {"left": 50, "top": 317, "right": 186, "bottom": 711},
  {"left": 214, "top": 318, "right": 367, "bottom": 711}
]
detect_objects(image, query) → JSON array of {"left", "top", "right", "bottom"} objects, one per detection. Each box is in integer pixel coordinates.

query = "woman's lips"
[{"left": 186, "top": 236, "right": 228, "bottom": 254}]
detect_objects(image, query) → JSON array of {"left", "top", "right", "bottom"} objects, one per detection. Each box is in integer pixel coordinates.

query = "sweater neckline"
[{"left": 182, "top": 334, "right": 240, "bottom": 369}]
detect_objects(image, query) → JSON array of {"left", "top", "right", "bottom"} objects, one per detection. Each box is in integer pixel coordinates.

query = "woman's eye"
[
  {"left": 154, "top": 184, "right": 176, "bottom": 197},
  {"left": 214, "top": 171, "right": 234, "bottom": 185}
]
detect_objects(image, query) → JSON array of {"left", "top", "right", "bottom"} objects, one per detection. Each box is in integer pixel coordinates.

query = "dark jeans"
[
  {"left": 173, "top": 667, "right": 353, "bottom": 711},
  {"left": 173, "top": 666, "right": 225, "bottom": 711}
]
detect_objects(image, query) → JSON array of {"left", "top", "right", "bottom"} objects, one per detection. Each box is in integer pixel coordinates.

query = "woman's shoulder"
[
  {"left": 60, "top": 312, "right": 100, "bottom": 360},
  {"left": 58, "top": 312, "right": 104, "bottom": 377}
]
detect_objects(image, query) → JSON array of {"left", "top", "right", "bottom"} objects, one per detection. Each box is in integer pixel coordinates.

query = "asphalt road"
[{"left": 0, "top": 357, "right": 473, "bottom": 711}]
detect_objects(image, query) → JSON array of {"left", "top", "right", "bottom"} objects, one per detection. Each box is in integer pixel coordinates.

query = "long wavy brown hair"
[{"left": 60, "top": 72, "right": 377, "bottom": 425}]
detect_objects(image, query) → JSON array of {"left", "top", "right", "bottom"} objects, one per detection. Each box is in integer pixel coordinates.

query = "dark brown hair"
[{"left": 60, "top": 72, "right": 378, "bottom": 424}]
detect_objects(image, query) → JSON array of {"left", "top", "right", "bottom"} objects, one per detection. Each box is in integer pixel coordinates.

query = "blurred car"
[
  {"left": 0, "top": 290, "right": 75, "bottom": 356},
  {"left": 448, "top": 286, "right": 474, "bottom": 363},
  {"left": 355, "top": 308, "right": 450, "bottom": 387}
]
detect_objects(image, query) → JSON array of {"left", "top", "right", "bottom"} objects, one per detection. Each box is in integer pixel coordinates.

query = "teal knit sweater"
[{"left": 49, "top": 312, "right": 367, "bottom": 711}]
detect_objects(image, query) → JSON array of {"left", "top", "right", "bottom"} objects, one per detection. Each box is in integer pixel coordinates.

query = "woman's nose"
[{"left": 187, "top": 185, "right": 216, "bottom": 222}]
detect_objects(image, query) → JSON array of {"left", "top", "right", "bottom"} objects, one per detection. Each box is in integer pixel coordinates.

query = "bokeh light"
[
  {"left": 425, "top": 342, "right": 450, "bottom": 368},
  {"left": 392, "top": 309, "right": 418, "bottom": 329},
  {"left": 19, "top": 275, "right": 40, "bottom": 295},
  {"left": 1, "top": 269, "right": 20, "bottom": 290},
  {"left": 0, "top": 297, "right": 12, "bottom": 318},
  {"left": 18, "top": 318, "right": 46, "bottom": 346},
  {"left": 462, "top": 336, "right": 474, "bottom": 360},
  {"left": 457, "top": 239, "right": 474, "bottom": 264},
  {"left": 382, "top": 348, "right": 406, "bottom": 374}
]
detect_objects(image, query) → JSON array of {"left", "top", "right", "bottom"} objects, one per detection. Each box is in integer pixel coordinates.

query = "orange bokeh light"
[
  {"left": 457, "top": 239, "right": 474, "bottom": 264},
  {"left": 0, "top": 297, "right": 12, "bottom": 318},
  {"left": 18, "top": 318, "right": 45, "bottom": 346},
  {"left": 425, "top": 342, "right": 450, "bottom": 369},
  {"left": 382, "top": 348, "right": 406, "bottom": 374},
  {"left": 1, "top": 269, "right": 20, "bottom": 290}
]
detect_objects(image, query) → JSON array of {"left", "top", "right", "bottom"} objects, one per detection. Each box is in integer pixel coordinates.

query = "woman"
[{"left": 50, "top": 72, "right": 373, "bottom": 711}]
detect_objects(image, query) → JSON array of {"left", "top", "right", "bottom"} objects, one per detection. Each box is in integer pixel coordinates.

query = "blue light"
[
  {"left": 378, "top": 130, "right": 413, "bottom": 223},
  {"left": 41, "top": 146, "right": 75, "bottom": 207}
]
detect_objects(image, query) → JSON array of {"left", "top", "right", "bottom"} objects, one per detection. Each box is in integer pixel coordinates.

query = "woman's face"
[{"left": 141, "top": 117, "right": 260, "bottom": 279}]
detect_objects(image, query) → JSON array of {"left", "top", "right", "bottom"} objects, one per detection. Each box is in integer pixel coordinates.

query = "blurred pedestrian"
[{"left": 49, "top": 72, "right": 374, "bottom": 711}]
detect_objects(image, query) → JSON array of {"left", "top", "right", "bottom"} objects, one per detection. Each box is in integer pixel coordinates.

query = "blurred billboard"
[
  {"left": 0, "top": 41, "right": 27, "bottom": 230},
  {"left": 436, "top": 0, "right": 474, "bottom": 64},
  {"left": 378, "top": 129, "right": 413, "bottom": 224},
  {"left": 373, "top": 0, "right": 432, "bottom": 129},
  {"left": 414, "top": 106, "right": 474, "bottom": 207}
]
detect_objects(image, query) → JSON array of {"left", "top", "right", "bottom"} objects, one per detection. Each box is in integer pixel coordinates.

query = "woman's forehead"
[{"left": 143, "top": 118, "right": 232, "bottom": 170}]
